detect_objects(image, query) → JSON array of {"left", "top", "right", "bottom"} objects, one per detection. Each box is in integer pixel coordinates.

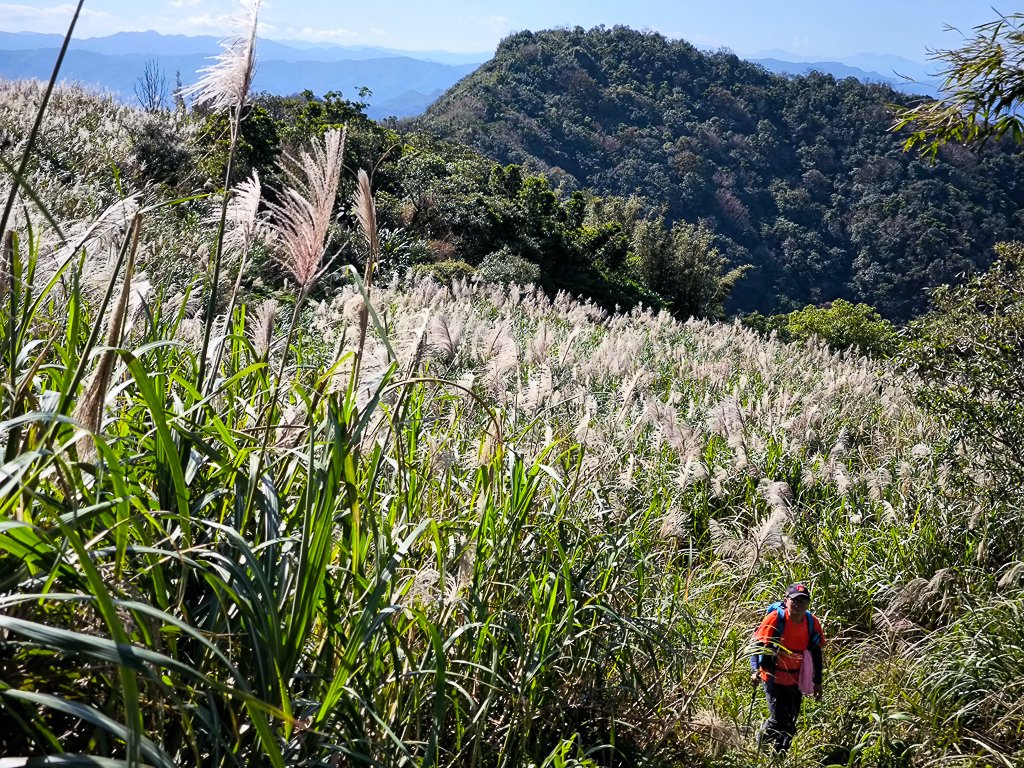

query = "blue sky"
[{"left": 0, "top": 1, "right": 1012, "bottom": 60}]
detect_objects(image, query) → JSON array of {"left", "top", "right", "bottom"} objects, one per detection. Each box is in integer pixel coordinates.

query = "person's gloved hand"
[
  {"left": 813, "top": 683, "right": 823, "bottom": 700},
  {"left": 751, "top": 672, "right": 762, "bottom": 688}
]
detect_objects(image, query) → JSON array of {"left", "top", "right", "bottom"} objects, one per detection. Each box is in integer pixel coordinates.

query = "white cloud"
[
  {"left": 179, "top": 12, "right": 242, "bottom": 34},
  {"left": 0, "top": 2, "right": 245, "bottom": 37},
  {"left": 473, "top": 15, "right": 511, "bottom": 35},
  {"left": 790, "top": 35, "right": 812, "bottom": 53},
  {"left": 0, "top": 3, "right": 115, "bottom": 34},
  {"left": 278, "top": 26, "right": 359, "bottom": 43}
]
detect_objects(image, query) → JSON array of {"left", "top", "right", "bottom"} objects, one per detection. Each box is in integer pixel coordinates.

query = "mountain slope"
[{"left": 418, "top": 26, "right": 1024, "bottom": 318}]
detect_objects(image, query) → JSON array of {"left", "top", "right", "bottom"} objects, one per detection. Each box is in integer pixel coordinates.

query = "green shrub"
[
  {"left": 477, "top": 247, "right": 542, "bottom": 284},
  {"left": 130, "top": 111, "right": 194, "bottom": 189},
  {"left": 779, "top": 300, "right": 897, "bottom": 357},
  {"left": 898, "top": 241, "right": 1024, "bottom": 506},
  {"left": 412, "top": 258, "right": 476, "bottom": 283}
]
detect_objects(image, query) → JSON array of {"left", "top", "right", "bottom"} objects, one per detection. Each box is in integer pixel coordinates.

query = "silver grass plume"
[
  {"left": 248, "top": 129, "right": 346, "bottom": 514},
  {"left": 210, "top": 170, "right": 264, "bottom": 258},
  {"left": 274, "top": 399, "right": 307, "bottom": 449},
  {"left": 352, "top": 167, "right": 379, "bottom": 385},
  {"left": 177, "top": 0, "right": 260, "bottom": 111},
  {"left": 401, "top": 309, "right": 430, "bottom": 379},
  {"left": 482, "top": 323, "right": 518, "bottom": 395},
  {"left": 354, "top": 168, "right": 380, "bottom": 273},
  {"left": 48, "top": 194, "right": 141, "bottom": 296},
  {"left": 191, "top": 0, "right": 261, "bottom": 394},
  {"left": 428, "top": 315, "right": 462, "bottom": 363},
  {"left": 206, "top": 170, "right": 265, "bottom": 382},
  {"left": 757, "top": 480, "right": 793, "bottom": 512},
  {"left": 249, "top": 298, "right": 278, "bottom": 359},
  {"left": 52, "top": 193, "right": 141, "bottom": 263},
  {"left": 122, "top": 278, "right": 153, "bottom": 340},
  {"left": 403, "top": 567, "right": 441, "bottom": 609},
  {"left": 268, "top": 128, "right": 346, "bottom": 293},
  {"left": 74, "top": 214, "right": 142, "bottom": 459}
]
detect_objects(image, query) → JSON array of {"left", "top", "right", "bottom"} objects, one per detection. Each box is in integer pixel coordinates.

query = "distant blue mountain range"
[
  {"left": 750, "top": 48, "right": 940, "bottom": 97},
  {"left": 0, "top": 31, "right": 488, "bottom": 118},
  {"left": 0, "top": 31, "right": 939, "bottom": 119}
]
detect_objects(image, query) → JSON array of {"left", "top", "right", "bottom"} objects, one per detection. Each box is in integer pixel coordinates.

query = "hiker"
[{"left": 750, "top": 583, "right": 825, "bottom": 754}]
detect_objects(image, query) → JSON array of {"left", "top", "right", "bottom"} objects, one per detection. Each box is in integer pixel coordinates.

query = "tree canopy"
[
  {"left": 419, "top": 25, "right": 1024, "bottom": 320},
  {"left": 893, "top": 12, "right": 1024, "bottom": 157}
]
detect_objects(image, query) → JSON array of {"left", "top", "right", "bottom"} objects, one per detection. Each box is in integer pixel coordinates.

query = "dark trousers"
[{"left": 759, "top": 681, "right": 803, "bottom": 753}]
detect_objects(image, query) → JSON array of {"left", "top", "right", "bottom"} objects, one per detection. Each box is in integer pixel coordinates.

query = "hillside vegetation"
[
  {"left": 0, "top": 77, "right": 745, "bottom": 321},
  {"left": 419, "top": 26, "right": 1024, "bottom": 318},
  {"left": 1, "top": 12, "right": 1024, "bottom": 768}
]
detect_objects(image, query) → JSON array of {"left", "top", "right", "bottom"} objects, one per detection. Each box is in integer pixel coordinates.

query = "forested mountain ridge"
[{"left": 419, "top": 26, "right": 1024, "bottom": 318}]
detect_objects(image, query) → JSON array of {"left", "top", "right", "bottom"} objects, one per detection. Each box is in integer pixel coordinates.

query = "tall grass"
[
  {"left": 2, "top": 10, "right": 1024, "bottom": 768},
  {"left": 1, "top": 242, "right": 1016, "bottom": 764}
]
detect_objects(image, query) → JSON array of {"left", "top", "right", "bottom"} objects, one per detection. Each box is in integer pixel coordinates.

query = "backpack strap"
[
  {"left": 807, "top": 611, "right": 821, "bottom": 648},
  {"left": 773, "top": 605, "right": 787, "bottom": 641},
  {"left": 751, "top": 604, "right": 787, "bottom": 672}
]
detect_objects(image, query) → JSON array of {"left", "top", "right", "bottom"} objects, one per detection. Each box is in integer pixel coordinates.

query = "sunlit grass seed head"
[
  {"left": 267, "top": 127, "right": 345, "bottom": 293},
  {"left": 401, "top": 566, "right": 441, "bottom": 611},
  {"left": 521, "top": 364, "right": 554, "bottom": 413},
  {"left": 832, "top": 463, "right": 852, "bottom": 494},
  {"left": 687, "top": 711, "right": 743, "bottom": 758},
  {"left": 526, "top": 321, "right": 551, "bottom": 365},
  {"left": 210, "top": 170, "right": 264, "bottom": 258},
  {"left": 758, "top": 479, "right": 793, "bottom": 511},
  {"left": 274, "top": 399, "right": 307, "bottom": 449},
  {"left": 43, "top": 194, "right": 142, "bottom": 298},
  {"left": 249, "top": 297, "right": 278, "bottom": 359},
  {"left": 354, "top": 168, "right": 379, "bottom": 268},
  {"left": 177, "top": 0, "right": 261, "bottom": 112},
  {"left": 427, "top": 315, "right": 463, "bottom": 363},
  {"left": 123, "top": 277, "right": 152, "bottom": 339}
]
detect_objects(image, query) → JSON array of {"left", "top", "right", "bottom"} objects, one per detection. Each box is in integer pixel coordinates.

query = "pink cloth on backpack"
[{"left": 799, "top": 649, "right": 815, "bottom": 695}]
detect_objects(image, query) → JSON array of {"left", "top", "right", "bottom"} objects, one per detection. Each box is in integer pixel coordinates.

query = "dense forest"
[
  {"left": 420, "top": 26, "right": 1024, "bottom": 318},
  {"left": 2, "top": 83, "right": 744, "bottom": 321}
]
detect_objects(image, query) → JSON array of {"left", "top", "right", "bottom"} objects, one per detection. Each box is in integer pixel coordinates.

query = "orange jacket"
[{"left": 753, "top": 608, "right": 825, "bottom": 686}]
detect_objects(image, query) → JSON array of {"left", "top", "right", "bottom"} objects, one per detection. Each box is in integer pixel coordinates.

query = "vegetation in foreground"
[
  {"left": 1, "top": 4, "right": 1024, "bottom": 767},
  {"left": 5, "top": 239, "right": 1024, "bottom": 766}
]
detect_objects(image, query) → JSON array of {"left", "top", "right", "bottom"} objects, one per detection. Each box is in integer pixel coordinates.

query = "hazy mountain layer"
[
  {"left": 0, "top": 31, "right": 484, "bottom": 118},
  {"left": 753, "top": 58, "right": 937, "bottom": 97}
]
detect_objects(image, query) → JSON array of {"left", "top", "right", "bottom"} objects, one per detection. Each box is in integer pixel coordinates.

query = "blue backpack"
[{"left": 750, "top": 601, "right": 822, "bottom": 672}]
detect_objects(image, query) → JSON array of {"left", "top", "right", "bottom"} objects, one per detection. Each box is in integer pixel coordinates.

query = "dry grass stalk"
[
  {"left": 74, "top": 214, "right": 142, "bottom": 459},
  {"left": 1, "top": 230, "right": 11, "bottom": 300},
  {"left": 352, "top": 168, "right": 380, "bottom": 386},
  {"left": 249, "top": 298, "right": 278, "bottom": 359}
]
